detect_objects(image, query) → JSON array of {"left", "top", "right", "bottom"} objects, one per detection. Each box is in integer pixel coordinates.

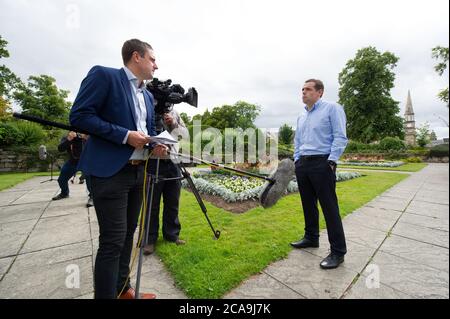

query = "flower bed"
[
  {"left": 338, "top": 161, "right": 404, "bottom": 167},
  {"left": 182, "top": 171, "right": 362, "bottom": 203}
]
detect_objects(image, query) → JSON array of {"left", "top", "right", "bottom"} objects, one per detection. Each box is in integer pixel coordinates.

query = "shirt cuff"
[{"left": 123, "top": 131, "right": 130, "bottom": 144}]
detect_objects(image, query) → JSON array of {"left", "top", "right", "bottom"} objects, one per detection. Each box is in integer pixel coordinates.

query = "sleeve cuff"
[{"left": 123, "top": 131, "right": 130, "bottom": 144}]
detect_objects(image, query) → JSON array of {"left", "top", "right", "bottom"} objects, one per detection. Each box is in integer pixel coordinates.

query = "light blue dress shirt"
[
  {"left": 122, "top": 66, "right": 149, "bottom": 160},
  {"left": 294, "top": 99, "right": 348, "bottom": 163}
]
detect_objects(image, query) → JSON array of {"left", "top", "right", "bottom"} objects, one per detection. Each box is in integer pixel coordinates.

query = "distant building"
[{"left": 404, "top": 90, "right": 416, "bottom": 146}]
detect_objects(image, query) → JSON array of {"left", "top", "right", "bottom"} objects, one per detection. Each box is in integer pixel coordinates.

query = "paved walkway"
[{"left": 0, "top": 164, "right": 448, "bottom": 299}]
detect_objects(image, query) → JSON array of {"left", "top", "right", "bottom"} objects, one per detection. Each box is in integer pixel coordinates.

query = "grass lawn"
[
  {"left": 339, "top": 162, "right": 427, "bottom": 172},
  {"left": 0, "top": 172, "right": 58, "bottom": 191},
  {"left": 154, "top": 171, "right": 409, "bottom": 298}
]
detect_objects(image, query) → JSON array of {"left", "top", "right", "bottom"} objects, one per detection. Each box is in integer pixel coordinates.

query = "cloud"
[{"left": 1, "top": 0, "right": 448, "bottom": 138}]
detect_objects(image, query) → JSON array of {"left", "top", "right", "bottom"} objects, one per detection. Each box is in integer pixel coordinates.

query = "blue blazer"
[{"left": 69, "top": 66, "right": 156, "bottom": 178}]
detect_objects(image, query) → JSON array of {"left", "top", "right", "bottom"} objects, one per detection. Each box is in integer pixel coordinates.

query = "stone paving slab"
[
  {"left": 399, "top": 212, "right": 449, "bottom": 232},
  {"left": 0, "top": 202, "right": 47, "bottom": 224},
  {"left": 342, "top": 273, "right": 413, "bottom": 299},
  {"left": 20, "top": 213, "right": 90, "bottom": 254},
  {"left": 391, "top": 221, "right": 449, "bottom": 249},
  {"left": 406, "top": 200, "right": 449, "bottom": 219},
  {"left": 0, "top": 257, "right": 14, "bottom": 279},
  {"left": 380, "top": 234, "right": 449, "bottom": 272},
  {"left": 130, "top": 254, "right": 188, "bottom": 299},
  {"left": 0, "top": 219, "right": 36, "bottom": 258},
  {"left": 365, "top": 196, "right": 411, "bottom": 212},
  {"left": 342, "top": 222, "right": 388, "bottom": 250},
  {"left": 368, "top": 251, "right": 449, "bottom": 299},
  {"left": 0, "top": 256, "right": 93, "bottom": 299},
  {"left": 223, "top": 272, "right": 305, "bottom": 299},
  {"left": 263, "top": 249, "right": 359, "bottom": 299},
  {"left": 0, "top": 191, "right": 30, "bottom": 206}
]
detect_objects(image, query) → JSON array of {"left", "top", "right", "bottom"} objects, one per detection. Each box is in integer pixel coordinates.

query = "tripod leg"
[
  {"left": 135, "top": 159, "right": 160, "bottom": 299},
  {"left": 177, "top": 163, "right": 220, "bottom": 239}
]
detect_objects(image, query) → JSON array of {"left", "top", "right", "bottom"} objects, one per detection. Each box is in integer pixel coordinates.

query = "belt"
[
  {"left": 299, "top": 154, "right": 329, "bottom": 160},
  {"left": 127, "top": 160, "right": 145, "bottom": 166}
]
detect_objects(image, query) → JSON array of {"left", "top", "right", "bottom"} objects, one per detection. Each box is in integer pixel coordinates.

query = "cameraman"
[
  {"left": 143, "top": 110, "right": 188, "bottom": 255},
  {"left": 52, "top": 131, "right": 84, "bottom": 200}
]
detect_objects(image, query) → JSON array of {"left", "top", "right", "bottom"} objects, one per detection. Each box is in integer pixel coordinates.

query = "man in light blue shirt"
[{"left": 291, "top": 79, "right": 348, "bottom": 269}]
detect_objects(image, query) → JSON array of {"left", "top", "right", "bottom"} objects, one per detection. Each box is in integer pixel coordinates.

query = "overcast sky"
[{"left": 1, "top": 0, "right": 449, "bottom": 138}]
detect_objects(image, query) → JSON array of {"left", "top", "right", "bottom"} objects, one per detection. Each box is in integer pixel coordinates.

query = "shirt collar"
[
  {"left": 304, "top": 98, "right": 323, "bottom": 112},
  {"left": 123, "top": 66, "right": 145, "bottom": 90}
]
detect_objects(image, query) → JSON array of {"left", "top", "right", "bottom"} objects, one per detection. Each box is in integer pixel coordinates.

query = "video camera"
[{"left": 146, "top": 78, "right": 198, "bottom": 115}]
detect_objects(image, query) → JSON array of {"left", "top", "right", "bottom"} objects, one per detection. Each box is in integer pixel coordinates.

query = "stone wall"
[
  {"left": 0, "top": 149, "right": 33, "bottom": 172},
  {"left": 0, "top": 149, "right": 64, "bottom": 172}
]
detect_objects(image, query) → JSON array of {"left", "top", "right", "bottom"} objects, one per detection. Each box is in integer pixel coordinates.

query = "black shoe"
[
  {"left": 86, "top": 197, "right": 93, "bottom": 208},
  {"left": 290, "top": 237, "right": 319, "bottom": 249},
  {"left": 143, "top": 244, "right": 155, "bottom": 255},
  {"left": 52, "top": 193, "right": 69, "bottom": 201},
  {"left": 320, "top": 253, "right": 344, "bottom": 269}
]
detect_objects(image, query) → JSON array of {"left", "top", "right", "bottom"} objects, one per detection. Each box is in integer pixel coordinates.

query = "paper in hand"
[{"left": 148, "top": 130, "right": 178, "bottom": 145}]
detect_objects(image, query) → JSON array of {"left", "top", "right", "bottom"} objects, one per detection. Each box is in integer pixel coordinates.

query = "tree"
[
  {"left": 430, "top": 130, "right": 437, "bottom": 141},
  {"left": 179, "top": 112, "right": 191, "bottom": 126},
  {"left": 416, "top": 122, "right": 431, "bottom": 148},
  {"left": 338, "top": 47, "right": 404, "bottom": 143},
  {"left": 14, "top": 75, "right": 71, "bottom": 123},
  {"left": 432, "top": 46, "right": 449, "bottom": 107},
  {"left": 203, "top": 101, "right": 260, "bottom": 130},
  {"left": 278, "top": 123, "right": 294, "bottom": 145},
  {"left": 0, "top": 96, "right": 12, "bottom": 121},
  {"left": 0, "top": 35, "right": 22, "bottom": 101}
]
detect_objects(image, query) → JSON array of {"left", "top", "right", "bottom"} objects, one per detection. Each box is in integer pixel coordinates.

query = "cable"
[{"left": 116, "top": 155, "right": 151, "bottom": 298}]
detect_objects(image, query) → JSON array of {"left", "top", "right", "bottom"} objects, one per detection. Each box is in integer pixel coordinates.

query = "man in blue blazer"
[{"left": 70, "top": 39, "right": 167, "bottom": 299}]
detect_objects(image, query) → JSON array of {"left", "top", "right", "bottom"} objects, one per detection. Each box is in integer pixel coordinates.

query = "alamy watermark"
[
  {"left": 365, "top": 264, "right": 380, "bottom": 289},
  {"left": 65, "top": 3, "right": 80, "bottom": 30},
  {"left": 171, "top": 120, "right": 279, "bottom": 174},
  {"left": 65, "top": 264, "right": 80, "bottom": 289}
]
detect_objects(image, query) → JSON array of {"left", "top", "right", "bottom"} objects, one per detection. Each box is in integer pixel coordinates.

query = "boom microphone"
[{"left": 38, "top": 145, "right": 47, "bottom": 160}]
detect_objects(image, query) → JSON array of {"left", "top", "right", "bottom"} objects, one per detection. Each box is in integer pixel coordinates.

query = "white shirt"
[{"left": 122, "top": 66, "right": 149, "bottom": 160}]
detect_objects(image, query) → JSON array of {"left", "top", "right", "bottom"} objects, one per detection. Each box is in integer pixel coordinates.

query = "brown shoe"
[
  {"left": 175, "top": 239, "right": 186, "bottom": 245},
  {"left": 143, "top": 244, "right": 155, "bottom": 255},
  {"left": 118, "top": 287, "right": 156, "bottom": 299}
]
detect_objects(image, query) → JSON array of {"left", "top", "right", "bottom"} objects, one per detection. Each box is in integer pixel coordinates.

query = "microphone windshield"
[{"left": 39, "top": 145, "right": 47, "bottom": 160}]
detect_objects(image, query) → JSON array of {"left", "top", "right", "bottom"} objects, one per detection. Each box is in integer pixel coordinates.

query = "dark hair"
[
  {"left": 305, "top": 79, "right": 324, "bottom": 92},
  {"left": 121, "top": 39, "right": 153, "bottom": 65}
]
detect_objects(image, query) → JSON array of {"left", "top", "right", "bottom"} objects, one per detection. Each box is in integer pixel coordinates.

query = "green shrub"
[
  {"left": 379, "top": 137, "right": 406, "bottom": 151},
  {"left": 0, "top": 121, "right": 23, "bottom": 147},
  {"left": 0, "top": 121, "right": 46, "bottom": 147},
  {"left": 429, "top": 144, "right": 449, "bottom": 158},
  {"left": 15, "top": 121, "right": 45, "bottom": 146},
  {"left": 403, "top": 157, "right": 423, "bottom": 163}
]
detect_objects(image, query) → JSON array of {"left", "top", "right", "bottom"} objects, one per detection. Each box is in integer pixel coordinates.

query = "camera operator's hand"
[
  {"left": 163, "top": 113, "right": 175, "bottom": 126},
  {"left": 152, "top": 144, "right": 169, "bottom": 158},
  {"left": 127, "top": 131, "right": 151, "bottom": 149},
  {"left": 67, "top": 131, "right": 77, "bottom": 141}
]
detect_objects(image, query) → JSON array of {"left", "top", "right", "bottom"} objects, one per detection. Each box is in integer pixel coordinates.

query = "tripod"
[
  {"left": 134, "top": 156, "right": 220, "bottom": 298},
  {"left": 41, "top": 153, "right": 57, "bottom": 184}
]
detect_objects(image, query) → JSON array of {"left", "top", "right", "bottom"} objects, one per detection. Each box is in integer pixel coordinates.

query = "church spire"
[{"left": 405, "top": 90, "right": 414, "bottom": 115}]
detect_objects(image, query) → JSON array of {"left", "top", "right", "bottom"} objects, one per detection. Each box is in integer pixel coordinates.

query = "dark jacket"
[
  {"left": 69, "top": 66, "right": 157, "bottom": 177},
  {"left": 58, "top": 135, "right": 83, "bottom": 164}
]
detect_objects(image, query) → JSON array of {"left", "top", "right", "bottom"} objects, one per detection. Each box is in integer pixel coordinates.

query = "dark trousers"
[
  {"left": 57, "top": 160, "right": 78, "bottom": 196},
  {"left": 146, "top": 159, "right": 182, "bottom": 244},
  {"left": 295, "top": 156, "right": 347, "bottom": 256},
  {"left": 91, "top": 164, "right": 144, "bottom": 299},
  {"left": 85, "top": 174, "right": 92, "bottom": 197}
]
